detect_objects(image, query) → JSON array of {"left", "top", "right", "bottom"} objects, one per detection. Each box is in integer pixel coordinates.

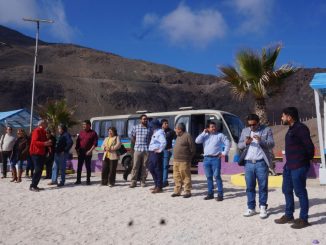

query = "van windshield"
[{"left": 223, "top": 114, "right": 244, "bottom": 143}]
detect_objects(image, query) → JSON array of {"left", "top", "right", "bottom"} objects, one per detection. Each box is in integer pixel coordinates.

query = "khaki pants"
[
  {"left": 173, "top": 160, "right": 192, "bottom": 194},
  {"left": 130, "top": 151, "right": 148, "bottom": 183}
]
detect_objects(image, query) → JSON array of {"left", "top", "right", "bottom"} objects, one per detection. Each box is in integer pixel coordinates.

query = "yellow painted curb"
[
  {"left": 42, "top": 169, "right": 75, "bottom": 176},
  {"left": 231, "top": 173, "right": 282, "bottom": 188}
]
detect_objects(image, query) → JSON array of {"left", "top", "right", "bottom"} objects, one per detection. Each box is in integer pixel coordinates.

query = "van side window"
[
  {"left": 115, "top": 119, "right": 126, "bottom": 137},
  {"left": 127, "top": 119, "right": 138, "bottom": 138},
  {"left": 100, "top": 120, "right": 112, "bottom": 138},
  {"left": 92, "top": 121, "right": 100, "bottom": 136}
]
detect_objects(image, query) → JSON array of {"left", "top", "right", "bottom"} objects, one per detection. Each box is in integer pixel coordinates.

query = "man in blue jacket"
[
  {"left": 238, "top": 114, "right": 275, "bottom": 219},
  {"left": 274, "top": 107, "right": 314, "bottom": 229},
  {"left": 195, "top": 121, "right": 230, "bottom": 201}
]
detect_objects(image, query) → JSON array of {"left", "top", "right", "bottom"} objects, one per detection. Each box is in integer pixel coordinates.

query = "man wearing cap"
[
  {"left": 195, "top": 121, "right": 230, "bottom": 201},
  {"left": 171, "top": 123, "right": 196, "bottom": 198},
  {"left": 148, "top": 120, "right": 166, "bottom": 193}
]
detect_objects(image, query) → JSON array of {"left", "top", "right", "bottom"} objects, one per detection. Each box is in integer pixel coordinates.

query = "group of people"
[
  {"left": 122, "top": 107, "right": 314, "bottom": 229},
  {"left": 0, "top": 121, "right": 74, "bottom": 190},
  {"left": 0, "top": 107, "right": 314, "bottom": 229}
]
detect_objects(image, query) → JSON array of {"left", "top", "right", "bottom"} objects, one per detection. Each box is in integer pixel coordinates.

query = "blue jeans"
[
  {"left": 52, "top": 153, "right": 67, "bottom": 185},
  {"left": 11, "top": 159, "right": 24, "bottom": 170},
  {"left": 203, "top": 156, "right": 223, "bottom": 196},
  {"left": 162, "top": 150, "right": 172, "bottom": 185},
  {"left": 282, "top": 165, "right": 310, "bottom": 221},
  {"left": 245, "top": 160, "right": 269, "bottom": 209}
]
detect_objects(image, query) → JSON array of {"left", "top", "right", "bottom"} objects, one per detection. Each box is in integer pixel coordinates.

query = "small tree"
[
  {"left": 37, "top": 99, "right": 78, "bottom": 133},
  {"left": 219, "top": 44, "right": 298, "bottom": 124}
]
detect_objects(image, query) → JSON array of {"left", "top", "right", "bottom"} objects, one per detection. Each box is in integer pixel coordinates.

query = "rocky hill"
[{"left": 0, "top": 25, "right": 325, "bottom": 127}]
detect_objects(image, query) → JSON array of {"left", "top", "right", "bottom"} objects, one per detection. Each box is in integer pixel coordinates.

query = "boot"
[
  {"left": 10, "top": 167, "right": 17, "bottom": 182},
  {"left": 17, "top": 169, "right": 23, "bottom": 183}
]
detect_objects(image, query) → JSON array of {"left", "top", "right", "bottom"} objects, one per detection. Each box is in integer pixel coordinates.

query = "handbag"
[
  {"left": 117, "top": 144, "right": 127, "bottom": 155},
  {"left": 238, "top": 146, "right": 249, "bottom": 166}
]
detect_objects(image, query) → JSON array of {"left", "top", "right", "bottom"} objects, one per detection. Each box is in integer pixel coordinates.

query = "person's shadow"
[{"left": 268, "top": 198, "right": 326, "bottom": 225}]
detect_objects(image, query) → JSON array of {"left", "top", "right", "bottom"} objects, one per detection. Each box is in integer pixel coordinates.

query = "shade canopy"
[
  {"left": 0, "top": 109, "right": 39, "bottom": 129},
  {"left": 310, "top": 73, "right": 326, "bottom": 185}
]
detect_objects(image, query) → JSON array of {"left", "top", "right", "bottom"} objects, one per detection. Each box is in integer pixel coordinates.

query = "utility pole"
[{"left": 23, "top": 18, "right": 54, "bottom": 133}]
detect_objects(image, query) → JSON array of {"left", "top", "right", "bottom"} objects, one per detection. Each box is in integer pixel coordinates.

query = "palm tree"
[
  {"left": 37, "top": 99, "right": 78, "bottom": 133},
  {"left": 219, "top": 44, "right": 298, "bottom": 125}
]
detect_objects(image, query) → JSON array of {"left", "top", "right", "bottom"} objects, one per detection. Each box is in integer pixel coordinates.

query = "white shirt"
[
  {"left": 245, "top": 131, "right": 265, "bottom": 161},
  {"left": 0, "top": 133, "right": 16, "bottom": 151},
  {"left": 148, "top": 129, "right": 166, "bottom": 153}
]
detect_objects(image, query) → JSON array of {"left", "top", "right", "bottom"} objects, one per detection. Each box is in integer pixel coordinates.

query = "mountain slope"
[{"left": 0, "top": 25, "right": 324, "bottom": 124}]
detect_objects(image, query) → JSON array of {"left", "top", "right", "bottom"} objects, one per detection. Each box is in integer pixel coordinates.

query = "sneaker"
[
  {"left": 108, "top": 184, "right": 114, "bottom": 187},
  {"left": 183, "top": 193, "right": 192, "bottom": 198},
  {"left": 274, "top": 215, "right": 294, "bottom": 224},
  {"left": 141, "top": 182, "right": 146, "bottom": 187},
  {"left": 204, "top": 195, "right": 214, "bottom": 200},
  {"left": 243, "top": 209, "right": 256, "bottom": 217},
  {"left": 259, "top": 206, "right": 268, "bottom": 219},
  {"left": 290, "top": 219, "right": 311, "bottom": 229},
  {"left": 216, "top": 195, "right": 223, "bottom": 202},
  {"left": 57, "top": 183, "right": 64, "bottom": 187},
  {"left": 171, "top": 193, "right": 181, "bottom": 197}
]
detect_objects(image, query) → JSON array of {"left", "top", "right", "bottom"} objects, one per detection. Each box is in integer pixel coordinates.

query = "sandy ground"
[{"left": 0, "top": 173, "right": 325, "bottom": 245}]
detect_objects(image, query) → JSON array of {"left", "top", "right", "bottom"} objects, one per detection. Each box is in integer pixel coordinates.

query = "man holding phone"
[
  {"left": 195, "top": 121, "right": 230, "bottom": 201},
  {"left": 238, "top": 114, "right": 275, "bottom": 218}
]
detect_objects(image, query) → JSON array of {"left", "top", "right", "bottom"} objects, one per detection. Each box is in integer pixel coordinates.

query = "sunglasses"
[{"left": 248, "top": 123, "right": 257, "bottom": 127}]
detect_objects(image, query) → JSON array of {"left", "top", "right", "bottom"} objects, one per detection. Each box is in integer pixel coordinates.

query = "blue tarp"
[{"left": 0, "top": 109, "right": 39, "bottom": 129}]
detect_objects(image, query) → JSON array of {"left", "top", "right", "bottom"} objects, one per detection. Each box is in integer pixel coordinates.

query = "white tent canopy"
[{"left": 310, "top": 73, "right": 326, "bottom": 185}]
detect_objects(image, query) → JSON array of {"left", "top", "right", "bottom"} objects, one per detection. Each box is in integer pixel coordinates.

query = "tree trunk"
[{"left": 255, "top": 98, "right": 269, "bottom": 125}]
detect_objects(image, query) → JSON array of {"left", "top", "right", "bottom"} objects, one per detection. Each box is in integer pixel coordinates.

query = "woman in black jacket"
[{"left": 11, "top": 129, "right": 29, "bottom": 183}]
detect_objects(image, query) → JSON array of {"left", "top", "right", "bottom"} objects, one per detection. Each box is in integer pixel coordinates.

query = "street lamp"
[{"left": 23, "top": 18, "right": 54, "bottom": 133}]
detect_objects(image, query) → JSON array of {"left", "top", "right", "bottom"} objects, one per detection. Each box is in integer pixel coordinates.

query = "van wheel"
[
  {"left": 122, "top": 157, "right": 132, "bottom": 170},
  {"left": 122, "top": 157, "right": 132, "bottom": 181}
]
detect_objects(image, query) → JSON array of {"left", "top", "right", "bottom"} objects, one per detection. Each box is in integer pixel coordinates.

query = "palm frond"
[
  {"left": 237, "top": 49, "right": 263, "bottom": 81},
  {"left": 262, "top": 44, "right": 282, "bottom": 71}
]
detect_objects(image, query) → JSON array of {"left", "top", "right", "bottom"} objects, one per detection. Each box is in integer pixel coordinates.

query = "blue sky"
[{"left": 0, "top": 0, "right": 326, "bottom": 75}]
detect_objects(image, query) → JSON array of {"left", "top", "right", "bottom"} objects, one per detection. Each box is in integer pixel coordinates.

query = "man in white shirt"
[
  {"left": 0, "top": 126, "right": 16, "bottom": 178},
  {"left": 148, "top": 120, "right": 166, "bottom": 193},
  {"left": 238, "top": 114, "right": 275, "bottom": 219}
]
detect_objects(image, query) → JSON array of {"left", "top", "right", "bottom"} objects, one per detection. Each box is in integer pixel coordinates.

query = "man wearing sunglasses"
[{"left": 238, "top": 114, "right": 275, "bottom": 219}]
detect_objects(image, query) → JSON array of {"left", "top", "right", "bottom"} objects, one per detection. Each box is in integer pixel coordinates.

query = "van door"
[{"left": 175, "top": 114, "right": 206, "bottom": 165}]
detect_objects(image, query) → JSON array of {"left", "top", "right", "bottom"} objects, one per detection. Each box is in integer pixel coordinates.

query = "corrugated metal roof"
[{"left": 0, "top": 109, "right": 39, "bottom": 128}]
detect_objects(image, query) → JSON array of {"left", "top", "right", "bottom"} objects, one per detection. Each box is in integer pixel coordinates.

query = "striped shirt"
[
  {"left": 285, "top": 121, "right": 314, "bottom": 170},
  {"left": 131, "top": 124, "right": 151, "bottom": 152}
]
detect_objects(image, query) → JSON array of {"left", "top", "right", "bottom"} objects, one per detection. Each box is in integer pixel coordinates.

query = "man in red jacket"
[{"left": 29, "top": 120, "right": 52, "bottom": 192}]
